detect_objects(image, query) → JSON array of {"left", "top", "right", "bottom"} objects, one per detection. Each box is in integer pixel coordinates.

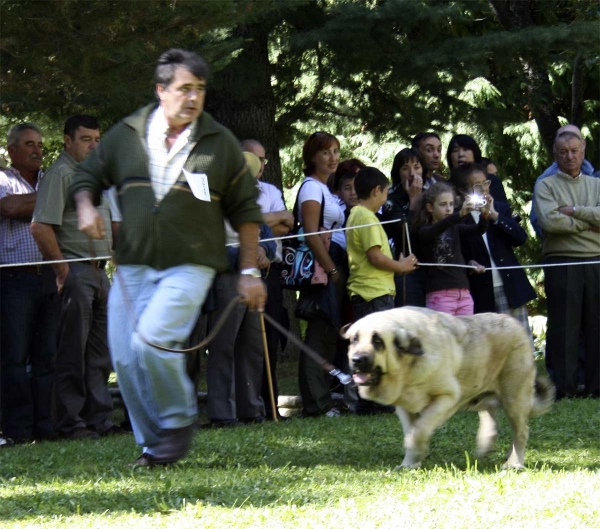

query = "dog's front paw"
[
  {"left": 502, "top": 461, "right": 526, "bottom": 471},
  {"left": 397, "top": 453, "right": 422, "bottom": 469}
]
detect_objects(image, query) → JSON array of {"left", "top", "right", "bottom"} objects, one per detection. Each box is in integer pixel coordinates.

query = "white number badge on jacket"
[{"left": 183, "top": 169, "right": 211, "bottom": 202}]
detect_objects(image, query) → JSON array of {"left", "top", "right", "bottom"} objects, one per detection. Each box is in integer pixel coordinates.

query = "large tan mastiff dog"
[{"left": 344, "top": 307, "right": 554, "bottom": 469}]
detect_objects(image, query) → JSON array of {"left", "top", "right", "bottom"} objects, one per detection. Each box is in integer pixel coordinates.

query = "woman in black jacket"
[{"left": 452, "top": 163, "right": 536, "bottom": 338}]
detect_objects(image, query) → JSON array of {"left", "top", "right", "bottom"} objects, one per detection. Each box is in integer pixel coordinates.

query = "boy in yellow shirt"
[{"left": 346, "top": 167, "right": 417, "bottom": 320}]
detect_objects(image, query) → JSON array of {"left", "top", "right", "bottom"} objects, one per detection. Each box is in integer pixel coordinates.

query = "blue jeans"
[{"left": 108, "top": 264, "right": 215, "bottom": 458}]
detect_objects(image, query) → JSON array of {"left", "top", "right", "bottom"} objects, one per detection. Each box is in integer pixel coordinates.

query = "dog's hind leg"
[
  {"left": 500, "top": 365, "right": 535, "bottom": 470},
  {"left": 475, "top": 408, "right": 498, "bottom": 458},
  {"left": 502, "top": 409, "right": 529, "bottom": 470},
  {"left": 501, "top": 390, "right": 532, "bottom": 469}
]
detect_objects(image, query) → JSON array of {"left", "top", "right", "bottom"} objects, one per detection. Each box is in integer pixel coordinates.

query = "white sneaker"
[
  {"left": 0, "top": 435, "right": 14, "bottom": 448},
  {"left": 325, "top": 409, "right": 342, "bottom": 418}
]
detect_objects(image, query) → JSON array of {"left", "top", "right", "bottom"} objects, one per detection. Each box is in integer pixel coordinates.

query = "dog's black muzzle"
[{"left": 350, "top": 353, "right": 382, "bottom": 386}]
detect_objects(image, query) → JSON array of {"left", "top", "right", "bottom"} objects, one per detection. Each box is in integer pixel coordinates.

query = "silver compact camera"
[{"left": 470, "top": 194, "right": 487, "bottom": 208}]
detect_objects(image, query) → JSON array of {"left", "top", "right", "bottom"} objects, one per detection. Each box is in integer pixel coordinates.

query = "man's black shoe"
[
  {"left": 129, "top": 452, "right": 177, "bottom": 468},
  {"left": 201, "top": 419, "right": 242, "bottom": 429},
  {"left": 61, "top": 428, "right": 100, "bottom": 441}
]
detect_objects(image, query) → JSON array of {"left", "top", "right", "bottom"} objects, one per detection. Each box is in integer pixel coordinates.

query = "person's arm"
[
  {"left": 111, "top": 222, "right": 120, "bottom": 245},
  {"left": 419, "top": 213, "right": 464, "bottom": 244},
  {"left": 366, "top": 246, "right": 417, "bottom": 275},
  {"left": 263, "top": 210, "right": 294, "bottom": 236},
  {"left": 403, "top": 174, "right": 423, "bottom": 211},
  {"left": 74, "top": 190, "right": 106, "bottom": 239},
  {"left": 237, "top": 222, "right": 267, "bottom": 310},
  {"left": 301, "top": 199, "right": 338, "bottom": 280},
  {"left": 30, "top": 222, "right": 69, "bottom": 292},
  {"left": 530, "top": 165, "right": 559, "bottom": 238},
  {"left": 490, "top": 201, "right": 528, "bottom": 247},
  {"left": 0, "top": 193, "right": 37, "bottom": 220},
  {"left": 533, "top": 180, "right": 591, "bottom": 234}
]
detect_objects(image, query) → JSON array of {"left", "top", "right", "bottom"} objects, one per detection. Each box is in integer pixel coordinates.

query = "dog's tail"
[{"left": 530, "top": 375, "right": 555, "bottom": 417}]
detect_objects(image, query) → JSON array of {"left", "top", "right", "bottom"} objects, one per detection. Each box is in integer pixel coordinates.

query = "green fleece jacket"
[
  {"left": 533, "top": 170, "right": 600, "bottom": 258},
  {"left": 69, "top": 104, "right": 263, "bottom": 271}
]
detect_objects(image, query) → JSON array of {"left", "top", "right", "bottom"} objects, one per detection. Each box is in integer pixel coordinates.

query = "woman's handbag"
[{"left": 280, "top": 181, "right": 331, "bottom": 291}]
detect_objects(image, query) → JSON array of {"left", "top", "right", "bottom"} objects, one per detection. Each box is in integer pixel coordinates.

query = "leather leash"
[{"left": 115, "top": 266, "right": 352, "bottom": 386}]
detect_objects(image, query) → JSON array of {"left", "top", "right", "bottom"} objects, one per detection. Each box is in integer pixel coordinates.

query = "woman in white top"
[{"left": 296, "top": 132, "right": 347, "bottom": 417}]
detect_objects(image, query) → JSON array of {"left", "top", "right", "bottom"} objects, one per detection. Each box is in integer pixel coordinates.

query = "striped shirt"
[
  {"left": 0, "top": 167, "right": 44, "bottom": 264},
  {"left": 146, "top": 108, "right": 196, "bottom": 202}
]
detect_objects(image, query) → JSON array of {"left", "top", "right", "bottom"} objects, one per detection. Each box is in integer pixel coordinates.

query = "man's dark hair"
[
  {"left": 63, "top": 115, "right": 100, "bottom": 139},
  {"left": 411, "top": 132, "right": 440, "bottom": 150},
  {"left": 354, "top": 167, "right": 389, "bottom": 200},
  {"left": 155, "top": 48, "right": 210, "bottom": 86}
]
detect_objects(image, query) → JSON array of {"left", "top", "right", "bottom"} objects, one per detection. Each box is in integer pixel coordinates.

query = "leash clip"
[{"left": 329, "top": 368, "right": 353, "bottom": 386}]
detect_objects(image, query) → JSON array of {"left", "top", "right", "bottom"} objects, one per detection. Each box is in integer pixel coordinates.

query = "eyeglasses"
[{"left": 259, "top": 157, "right": 268, "bottom": 166}]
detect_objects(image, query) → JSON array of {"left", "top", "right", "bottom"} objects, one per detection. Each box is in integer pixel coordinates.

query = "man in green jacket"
[{"left": 70, "top": 48, "right": 266, "bottom": 466}]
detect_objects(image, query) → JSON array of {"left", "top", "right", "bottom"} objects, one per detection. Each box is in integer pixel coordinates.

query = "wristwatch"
[{"left": 240, "top": 268, "right": 261, "bottom": 278}]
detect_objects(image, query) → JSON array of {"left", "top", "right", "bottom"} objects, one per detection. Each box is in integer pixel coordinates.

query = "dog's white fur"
[{"left": 344, "top": 307, "right": 554, "bottom": 469}]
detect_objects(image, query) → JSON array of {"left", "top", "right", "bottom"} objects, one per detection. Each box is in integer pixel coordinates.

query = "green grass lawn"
[{"left": 1, "top": 358, "right": 599, "bottom": 529}]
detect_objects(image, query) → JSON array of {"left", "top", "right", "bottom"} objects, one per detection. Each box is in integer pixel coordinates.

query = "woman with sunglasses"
[{"left": 296, "top": 132, "right": 347, "bottom": 418}]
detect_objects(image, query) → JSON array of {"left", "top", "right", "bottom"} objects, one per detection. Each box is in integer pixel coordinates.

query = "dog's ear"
[
  {"left": 340, "top": 323, "right": 353, "bottom": 339},
  {"left": 394, "top": 330, "right": 424, "bottom": 357}
]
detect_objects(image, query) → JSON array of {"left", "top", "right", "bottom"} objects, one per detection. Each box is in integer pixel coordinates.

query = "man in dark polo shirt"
[{"left": 31, "top": 115, "right": 119, "bottom": 440}]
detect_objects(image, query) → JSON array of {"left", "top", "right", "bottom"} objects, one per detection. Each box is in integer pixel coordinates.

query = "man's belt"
[
  {"left": 3, "top": 265, "right": 44, "bottom": 275},
  {"left": 83, "top": 259, "right": 107, "bottom": 270}
]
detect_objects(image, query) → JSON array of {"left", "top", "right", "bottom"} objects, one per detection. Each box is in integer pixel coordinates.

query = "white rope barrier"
[
  {"left": 0, "top": 255, "right": 112, "bottom": 269},
  {"left": 1, "top": 217, "right": 598, "bottom": 272}
]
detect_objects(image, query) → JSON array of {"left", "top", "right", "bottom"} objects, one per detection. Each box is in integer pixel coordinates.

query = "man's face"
[
  {"left": 8, "top": 129, "right": 43, "bottom": 174},
  {"left": 555, "top": 137, "right": 585, "bottom": 177},
  {"left": 65, "top": 126, "right": 100, "bottom": 163},
  {"left": 156, "top": 67, "right": 206, "bottom": 128},
  {"left": 418, "top": 136, "right": 442, "bottom": 173},
  {"left": 244, "top": 142, "right": 267, "bottom": 179}
]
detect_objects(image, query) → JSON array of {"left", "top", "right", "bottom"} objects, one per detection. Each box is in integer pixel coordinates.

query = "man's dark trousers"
[
  {"left": 1, "top": 266, "right": 58, "bottom": 439},
  {"left": 206, "top": 272, "right": 265, "bottom": 421},
  {"left": 55, "top": 261, "right": 114, "bottom": 434},
  {"left": 544, "top": 256, "right": 600, "bottom": 398}
]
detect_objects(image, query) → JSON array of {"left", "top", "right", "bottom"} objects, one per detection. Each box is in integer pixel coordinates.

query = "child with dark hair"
[
  {"left": 345, "top": 167, "right": 417, "bottom": 415},
  {"left": 414, "top": 182, "right": 488, "bottom": 316},
  {"left": 347, "top": 167, "right": 417, "bottom": 319}
]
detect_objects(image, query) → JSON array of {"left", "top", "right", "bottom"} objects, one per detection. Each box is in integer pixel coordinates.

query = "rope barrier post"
[
  {"left": 402, "top": 220, "right": 407, "bottom": 306},
  {"left": 259, "top": 312, "right": 278, "bottom": 422}
]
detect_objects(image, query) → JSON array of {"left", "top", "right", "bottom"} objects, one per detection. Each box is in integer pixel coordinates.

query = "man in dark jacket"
[{"left": 70, "top": 49, "right": 265, "bottom": 466}]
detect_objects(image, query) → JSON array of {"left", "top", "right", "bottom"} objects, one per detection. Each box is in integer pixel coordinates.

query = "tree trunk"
[
  {"left": 488, "top": 0, "right": 561, "bottom": 157},
  {"left": 570, "top": 51, "right": 584, "bottom": 127},
  {"left": 205, "top": 24, "right": 283, "bottom": 191},
  {"left": 206, "top": 23, "right": 300, "bottom": 358}
]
